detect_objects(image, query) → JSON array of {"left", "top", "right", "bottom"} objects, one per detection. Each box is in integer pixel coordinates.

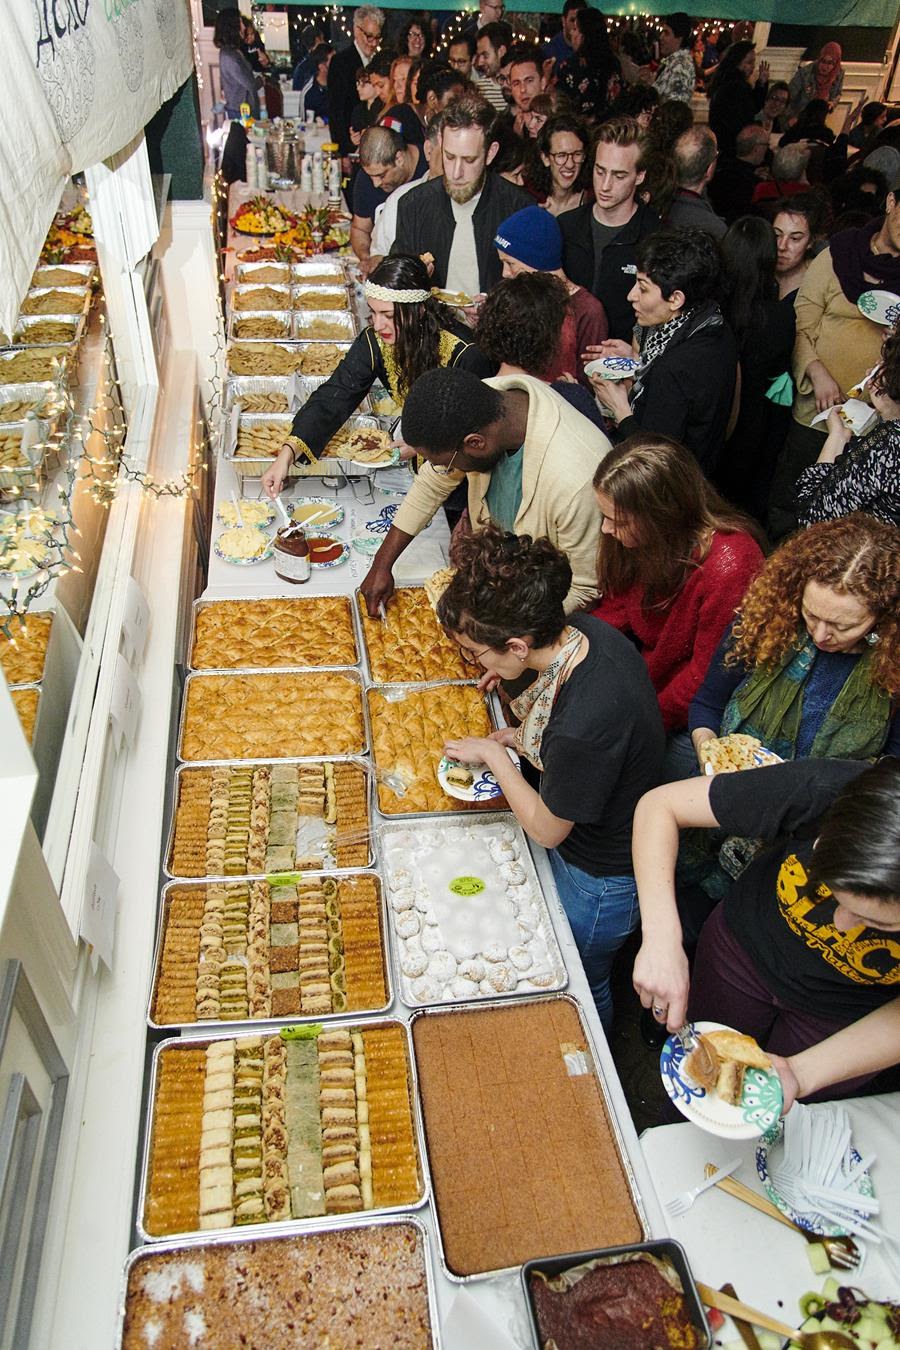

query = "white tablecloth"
[
  {"left": 641, "top": 1093, "right": 900, "bottom": 1326},
  {"left": 206, "top": 455, "right": 450, "bottom": 599}
]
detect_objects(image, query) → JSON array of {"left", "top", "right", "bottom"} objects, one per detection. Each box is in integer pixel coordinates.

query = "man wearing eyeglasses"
[
  {"left": 462, "top": 0, "right": 505, "bottom": 38},
  {"left": 327, "top": 5, "right": 384, "bottom": 160},
  {"left": 359, "top": 366, "right": 610, "bottom": 617}
]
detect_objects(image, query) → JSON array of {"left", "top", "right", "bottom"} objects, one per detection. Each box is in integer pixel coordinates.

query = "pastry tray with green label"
[{"left": 379, "top": 813, "right": 567, "bottom": 1009}]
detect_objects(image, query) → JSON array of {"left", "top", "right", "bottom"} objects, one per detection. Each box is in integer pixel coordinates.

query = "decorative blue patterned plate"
[
  {"left": 660, "top": 1019, "right": 783, "bottom": 1139},
  {"left": 756, "top": 1134, "right": 874, "bottom": 1236},
  {"left": 584, "top": 355, "right": 638, "bottom": 381},
  {"left": 857, "top": 288, "right": 900, "bottom": 327},
  {"left": 437, "top": 751, "right": 519, "bottom": 802}
]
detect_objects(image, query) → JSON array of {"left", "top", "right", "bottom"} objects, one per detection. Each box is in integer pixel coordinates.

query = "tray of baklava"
[
  {"left": 118, "top": 1215, "right": 440, "bottom": 1349},
  {"left": 410, "top": 994, "right": 648, "bottom": 1282},
  {"left": 165, "top": 757, "right": 372, "bottom": 878},
  {"left": 177, "top": 668, "right": 366, "bottom": 763},
  {"left": 2, "top": 610, "right": 53, "bottom": 745},
  {"left": 355, "top": 586, "right": 470, "bottom": 684},
  {"left": 138, "top": 1018, "right": 427, "bottom": 1242},
  {"left": 149, "top": 870, "right": 391, "bottom": 1028},
  {"left": 367, "top": 681, "right": 503, "bottom": 817},
  {"left": 187, "top": 596, "right": 359, "bottom": 671}
]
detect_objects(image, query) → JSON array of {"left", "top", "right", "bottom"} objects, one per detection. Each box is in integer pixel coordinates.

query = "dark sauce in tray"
[{"left": 530, "top": 1256, "right": 700, "bottom": 1350}]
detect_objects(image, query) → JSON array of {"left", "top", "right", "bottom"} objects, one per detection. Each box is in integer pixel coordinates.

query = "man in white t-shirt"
[{"left": 370, "top": 117, "right": 443, "bottom": 260}]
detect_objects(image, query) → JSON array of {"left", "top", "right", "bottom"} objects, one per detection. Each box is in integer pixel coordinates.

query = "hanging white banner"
[{"left": 0, "top": 0, "right": 193, "bottom": 332}]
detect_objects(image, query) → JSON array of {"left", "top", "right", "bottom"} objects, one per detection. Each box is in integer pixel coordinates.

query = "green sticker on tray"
[{"left": 448, "top": 875, "right": 485, "bottom": 897}]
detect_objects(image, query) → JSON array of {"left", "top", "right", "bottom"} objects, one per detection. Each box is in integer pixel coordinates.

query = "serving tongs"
[{"left": 703, "top": 1164, "right": 861, "bottom": 1270}]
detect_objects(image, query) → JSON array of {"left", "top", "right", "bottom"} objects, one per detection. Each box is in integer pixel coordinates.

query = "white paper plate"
[
  {"left": 584, "top": 355, "right": 638, "bottom": 381},
  {"left": 436, "top": 750, "right": 519, "bottom": 802},
  {"left": 857, "top": 289, "right": 900, "bottom": 326},
  {"left": 307, "top": 537, "right": 350, "bottom": 569},
  {"left": 215, "top": 499, "right": 276, "bottom": 528},
  {"left": 660, "top": 1020, "right": 783, "bottom": 1140},
  {"left": 345, "top": 447, "right": 401, "bottom": 471}
]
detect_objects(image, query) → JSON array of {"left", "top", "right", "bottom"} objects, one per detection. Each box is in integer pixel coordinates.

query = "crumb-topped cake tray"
[
  {"left": 380, "top": 816, "right": 566, "bottom": 1007},
  {"left": 118, "top": 1216, "right": 439, "bottom": 1350},
  {"left": 150, "top": 872, "right": 390, "bottom": 1028},
  {"left": 177, "top": 669, "right": 366, "bottom": 763},
  {"left": 118, "top": 1218, "right": 438, "bottom": 1348},
  {"left": 188, "top": 596, "right": 358, "bottom": 670},
  {"left": 0, "top": 609, "right": 53, "bottom": 685},
  {"left": 411, "top": 995, "right": 647, "bottom": 1280},
  {"left": 166, "top": 759, "right": 371, "bottom": 878},
  {"left": 367, "top": 682, "right": 498, "bottom": 817},
  {"left": 139, "top": 1021, "right": 427, "bottom": 1241},
  {"left": 356, "top": 587, "right": 469, "bottom": 684}
]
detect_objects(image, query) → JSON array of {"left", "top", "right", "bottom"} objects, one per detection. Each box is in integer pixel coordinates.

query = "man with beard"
[{"left": 391, "top": 93, "right": 530, "bottom": 295}]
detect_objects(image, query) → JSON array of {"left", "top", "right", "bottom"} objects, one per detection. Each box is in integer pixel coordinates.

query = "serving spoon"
[{"left": 698, "top": 1283, "right": 856, "bottom": 1349}]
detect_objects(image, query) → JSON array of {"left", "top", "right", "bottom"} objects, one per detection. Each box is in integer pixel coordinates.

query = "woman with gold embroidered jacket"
[{"left": 262, "top": 255, "right": 492, "bottom": 496}]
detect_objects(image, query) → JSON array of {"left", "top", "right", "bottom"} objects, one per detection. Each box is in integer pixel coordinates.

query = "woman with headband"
[{"left": 262, "top": 255, "right": 492, "bottom": 496}]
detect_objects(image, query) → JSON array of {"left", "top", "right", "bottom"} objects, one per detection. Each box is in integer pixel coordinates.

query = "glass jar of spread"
[{"left": 273, "top": 524, "right": 311, "bottom": 583}]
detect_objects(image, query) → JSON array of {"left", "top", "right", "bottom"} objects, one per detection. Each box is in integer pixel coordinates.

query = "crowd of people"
[{"left": 247, "top": 6, "right": 900, "bottom": 1111}]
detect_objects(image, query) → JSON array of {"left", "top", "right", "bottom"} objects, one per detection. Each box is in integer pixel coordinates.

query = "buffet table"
[{"left": 198, "top": 459, "right": 669, "bottom": 1348}]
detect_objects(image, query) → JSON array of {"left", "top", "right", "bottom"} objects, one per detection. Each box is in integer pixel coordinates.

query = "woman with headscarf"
[
  {"left": 788, "top": 42, "right": 843, "bottom": 122},
  {"left": 262, "top": 255, "right": 492, "bottom": 495}
]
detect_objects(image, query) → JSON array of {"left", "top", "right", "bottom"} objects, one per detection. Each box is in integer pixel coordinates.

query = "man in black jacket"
[
  {"left": 391, "top": 93, "right": 530, "bottom": 296},
  {"left": 558, "top": 116, "right": 659, "bottom": 341},
  {"left": 326, "top": 6, "right": 384, "bottom": 161}
]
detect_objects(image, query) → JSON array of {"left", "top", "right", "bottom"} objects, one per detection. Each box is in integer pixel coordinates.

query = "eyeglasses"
[
  {"left": 432, "top": 449, "right": 460, "bottom": 476},
  {"left": 548, "top": 149, "right": 586, "bottom": 164},
  {"left": 454, "top": 639, "right": 492, "bottom": 666},
  {"left": 356, "top": 25, "right": 381, "bottom": 41}
]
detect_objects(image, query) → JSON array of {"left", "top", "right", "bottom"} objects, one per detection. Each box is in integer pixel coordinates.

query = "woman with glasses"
[
  {"left": 262, "top": 255, "right": 492, "bottom": 496},
  {"left": 437, "top": 522, "right": 665, "bottom": 1035},
  {"left": 534, "top": 114, "right": 591, "bottom": 215}
]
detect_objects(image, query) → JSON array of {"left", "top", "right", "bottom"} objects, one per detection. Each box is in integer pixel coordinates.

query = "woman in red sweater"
[{"left": 592, "top": 433, "right": 765, "bottom": 779}]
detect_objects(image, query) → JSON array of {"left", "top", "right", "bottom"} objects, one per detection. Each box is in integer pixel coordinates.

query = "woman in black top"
[
  {"left": 263, "top": 255, "right": 492, "bottom": 495},
  {"left": 717, "top": 214, "right": 797, "bottom": 516},
  {"left": 587, "top": 228, "right": 738, "bottom": 476},
  {"left": 632, "top": 757, "right": 900, "bottom": 1107},
  {"left": 557, "top": 9, "right": 621, "bottom": 124},
  {"left": 707, "top": 40, "right": 769, "bottom": 158},
  {"left": 437, "top": 523, "right": 664, "bottom": 1034}
]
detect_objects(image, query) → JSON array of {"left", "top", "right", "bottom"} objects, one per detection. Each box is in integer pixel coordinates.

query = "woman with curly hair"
[
  {"left": 797, "top": 326, "right": 900, "bottom": 527},
  {"left": 690, "top": 513, "right": 900, "bottom": 765},
  {"left": 474, "top": 272, "right": 606, "bottom": 429},
  {"left": 437, "top": 522, "right": 665, "bottom": 1032},
  {"left": 397, "top": 17, "right": 430, "bottom": 60},
  {"left": 591, "top": 434, "right": 764, "bottom": 771},
  {"left": 263, "top": 255, "right": 492, "bottom": 494}
]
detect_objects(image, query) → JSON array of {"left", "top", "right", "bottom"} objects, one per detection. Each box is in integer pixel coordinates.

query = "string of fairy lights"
[
  {"left": 1, "top": 319, "right": 207, "bottom": 639},
  {"left": 248, "top": 3, "right": 737, "bottom": 61}
]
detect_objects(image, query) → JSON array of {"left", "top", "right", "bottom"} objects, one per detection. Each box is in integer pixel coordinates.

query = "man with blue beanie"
[{"left": 493, "top": 206, "right": 608, "bottom": 389}]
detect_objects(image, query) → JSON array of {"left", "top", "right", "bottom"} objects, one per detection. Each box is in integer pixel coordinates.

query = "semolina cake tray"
[
  {"left": 166, "top": 760, "right": 371, "bottom": 877},
  {"left": 0, "top": 610, "right": 53, "bottom": 685},
  {"left": 189, "top": 596, "right": 357, "bottom": 670},
  {"left": 357, "top": 588, "right": 469, "bottom": 683},
  {"left": 119, "top": 1219, "right": 437, "bottom": 1350},
  {"left": 140, "top": 1022, "right": 424, "bottom": 1239},
  {"left": 178, "top": 671, "right": 365, "bottom": 762},
  {"left": 411, "top": 997, "right": 645, "bottom": 1278},
  {"left": 150, "top": 873, "right": 390, "bottom": 1026},
  {"left": 367, "top": 682, "right": 494, "bottom": 815}
]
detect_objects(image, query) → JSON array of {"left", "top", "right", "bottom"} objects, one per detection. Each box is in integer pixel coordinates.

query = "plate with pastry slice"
[
  {"left": 660, "top": 1020, "right": 783, "bottom": 1139},
  {"left": 437, "top": 750, "right": 519, "bottom": 802},
  {"left": 700, "top": 733, "right": 782, "bottom": 776}
]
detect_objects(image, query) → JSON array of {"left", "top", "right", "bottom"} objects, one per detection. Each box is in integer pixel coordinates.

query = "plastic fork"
[{"left": 665, "top": 1157, "right": 742, "bottom": 1218}]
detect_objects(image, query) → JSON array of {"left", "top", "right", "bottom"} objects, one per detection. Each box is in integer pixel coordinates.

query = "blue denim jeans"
[{"left": 548, "top": 851, "right": 639, "bottom": 1037}]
